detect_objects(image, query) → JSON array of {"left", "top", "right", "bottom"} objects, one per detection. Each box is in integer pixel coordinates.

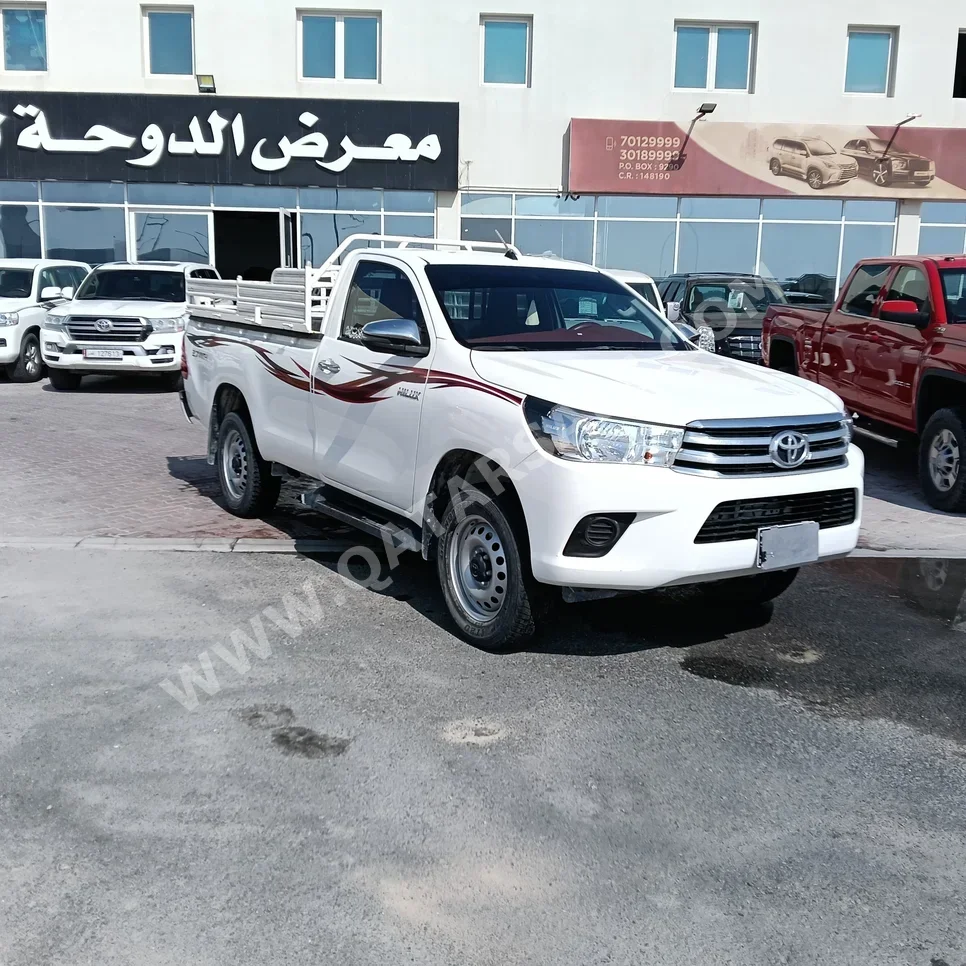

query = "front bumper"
[
  {"left": 0, "top": 326, "right": 23, "bottom": 364},
  {"left": 41, "top": 329, "right": 183, "bottom": 372},
  {"left": 511, "top": 444, "right": 864, "bottom": 591}
]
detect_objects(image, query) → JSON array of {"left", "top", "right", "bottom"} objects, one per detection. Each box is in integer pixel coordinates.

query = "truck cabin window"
[
  {"left": 940, "top": 269, "right": 966, "bottom": 322},
  {"left": 841, "top": 264, "right": 892, "bottom": 318},
  {"left": 425, "top": 266, "right": 689, "bottom": 350},
  {"left": 686, "top": 280, "right": 786, "bottom": 318},
  {"left": 75, "top": 269, "right": 186, "bottom": 302},
  {"left": 0, "top": 269, "right": 33, "bottom": 298},
  {"left": 628, "top": 282, "right": 660, "bottom": 309}
]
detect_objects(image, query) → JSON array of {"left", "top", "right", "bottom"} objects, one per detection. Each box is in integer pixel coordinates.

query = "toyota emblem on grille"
[
  {"left": 769, "top": 430, "right": 810, "bottom": 469},
  {"left": 94, "top": 318, "right": 114, "bottom": 333}
]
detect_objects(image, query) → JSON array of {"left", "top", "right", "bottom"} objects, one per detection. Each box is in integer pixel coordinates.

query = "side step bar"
[
  {"left": 852, "top": 424, "right": 900, "bottom": 448},
  {"left": 300, "top": 486, "right": 421, "bottom": 553}
]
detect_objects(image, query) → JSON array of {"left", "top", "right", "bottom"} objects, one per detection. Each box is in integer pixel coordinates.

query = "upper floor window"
[
  {"left": 301, "top": 12, "right": 379, "bottom": 81},
  {"left": 673, "top": 22, "right": 755, "bottom": 92},
  {"left": 481, "top": 16, "right": 530, "bottom": 86},
  {"left": 845, "top": 27, "right": 896, "bottom": 94},
  {"left": 145, "top": 8, "right": 194, "bottom": 76},
  {"left": 953, "top": 30, "right": 966, "bottom": 98},
  {"left": 2, "top": 5, "right": 46, "bottom": 71}
]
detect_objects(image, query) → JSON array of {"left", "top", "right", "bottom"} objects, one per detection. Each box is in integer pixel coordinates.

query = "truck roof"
[
  {"left": 95, "top": 260, "right": 211, "bottom": 273},
  {"left": 374, "top": 249, "right": 607, "bottom": 272},
  {"left": 0, "top": 257, "right": 89, "bottom": 270},
  {"left": 854, "top": 254, "right": 966, "bottom": 270}
]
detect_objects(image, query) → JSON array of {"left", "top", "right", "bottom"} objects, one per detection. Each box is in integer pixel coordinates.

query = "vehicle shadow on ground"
[
  {"left": 303, "top": 549, "right": 775, "bottom": 657},
  {"left": 40, "top": 373, "right": 178, "bottom": 394}
]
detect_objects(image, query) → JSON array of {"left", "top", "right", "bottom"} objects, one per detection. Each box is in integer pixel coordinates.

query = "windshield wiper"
[{"left": 469, "top": 344, "right": 533, "bottom": 351}]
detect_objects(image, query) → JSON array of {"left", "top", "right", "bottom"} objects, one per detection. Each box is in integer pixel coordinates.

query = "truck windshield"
[
  {"left": 939, "top": 269, "right": 966, "bottom": 323},
  {"left": 0, "top": 269, "right": 33, "bottom": 298},
  {"left": 686, "top": 280, "right": 787, "bottom": 315},
  {"left": 75, "top": 269, "right": 186, "bottom": 303},
  {"left": 425, "top": 266, "right": 688, "bottom": 350}
]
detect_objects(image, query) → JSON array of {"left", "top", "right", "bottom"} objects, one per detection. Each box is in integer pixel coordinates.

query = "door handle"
[{"left": 316, "top": 359, "right": 341, "bottom": 374}]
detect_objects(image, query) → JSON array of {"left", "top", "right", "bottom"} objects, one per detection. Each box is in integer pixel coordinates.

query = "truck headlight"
[
  {"left": 0, "top": 311, "right": 19, "bottom": 326},
  {"left": 525, "top": 398, "right": 684, "bottom": 467},
  {"left": 892, "top": 158, "right": 907, "bottom": 170},
  {"left": 150, "top": 314, "right": 188, "bottom": 333},
  {"left": 43, "top": 314, "right": 67, "bottom": 332}
]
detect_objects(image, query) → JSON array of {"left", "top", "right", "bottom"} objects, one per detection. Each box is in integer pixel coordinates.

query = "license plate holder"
[
  {"left": 757, "top": 521, "right": 819, "bottom": 571},
  {"left": 83, "top": 348, "right": 124, "bottom": 360}
]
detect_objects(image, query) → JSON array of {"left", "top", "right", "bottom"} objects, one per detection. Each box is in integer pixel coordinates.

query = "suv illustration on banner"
[
  {"left": 768, "top": 137, "right": 859, "bottom": 190},
  {"left": 840, "top": 138, "right": 936, "bottom": 187}
]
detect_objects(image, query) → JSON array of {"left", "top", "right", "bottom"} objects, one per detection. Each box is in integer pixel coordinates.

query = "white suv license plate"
[
  {"left": 84, "top": 348, "right": 123, "bottom": 360},
  {"left": 757, "top": 521, "right": 820, "bottom": 571}
]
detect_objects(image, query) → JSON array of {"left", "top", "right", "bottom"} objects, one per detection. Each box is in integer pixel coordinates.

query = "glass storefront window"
[
  {"left": 840, "top": 224, "right": 895, "bottom": 281},
  {"left": 135, "top": 212, "right": 210, "bottom": 262},
  {"left": 678, "top": 222, "right": 758, "bottom": 273},
  {"left": 515, "top": 194, "right": 595, "bottom": 217},
  {"left": 680, "top": 197, "right": 759, "bottom": 219},
  {"left": 213, "top": 185, "right": 298, "bottom": 208},
  {"left": 461, "top": 217, "right": 511, "bottom": 245},
  {"left": 300, "top": 212, "right": 380, "bottom": 266},
  {"left": 919, "top": 227, "right": 966, "bottom": 256},
  {"left": 921, "top": 202, "right": 966, "bottom": 225},
  {"left": 0, "top": 205, "right": 41, "bottom": 258},
  {"left": 595, "top": 221, "right": 676, "bottom": 276},
  {"left": 299, "top": 188, "right": 382, "bottom": 211},
  {"left": 761, "top": 198, "right": 843, "bottom": 221},
  {"left": 843, "top": 200, "right": 896, "bottom": 223},
  {"left": 383, "top": 191, "right": 436, "bottom": 213},
  {"left": 42, "top": 182, "right": 124, "bottom": 204},
  {"left": 384, "top": 215, "right": 434, "bottom": 238},
  {"left": 0, "top": 181, "right": 38, "bottom": 202},
  {"left": 128, "top": 183, "right": 211, "bottom": 206},
  {"left": 759, "top": 223, "right": 840, "bottom": 289},
  {"left": 514, "top": 219, "right": 594, "bottom": 262},
  {"left": 44, "top": 206, "right": 126, "bottom": 265},
  {"left": 597, "top": 195, "right": 677, "bottom": 218},
  {"left": 461, "top": 193, "right": 512, "bottom": 215}
]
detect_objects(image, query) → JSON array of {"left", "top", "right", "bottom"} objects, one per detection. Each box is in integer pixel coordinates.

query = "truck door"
[
  {"left": 310, "top": 257, "right": 433, "bottom": 510},
  {"left": 854, "top": 264, "right": 929, "bottom": 430},
  {"left": 817, "top": 262, "right": 892, "bottom": 410}
]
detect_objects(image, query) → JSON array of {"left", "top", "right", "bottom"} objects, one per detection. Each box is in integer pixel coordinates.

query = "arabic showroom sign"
[
  {"left": 0, "top": 91, "right": 459, "bottom": 190},
  {"left": 567, "top": 118, "right": 966, "bottom": 200}
]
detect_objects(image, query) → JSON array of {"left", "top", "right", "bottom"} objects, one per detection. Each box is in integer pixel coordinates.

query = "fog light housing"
[
  {"left": 563, "top": 513, "right": 635, "bottom": 558},
  {"left": 159, "top": 345, "right": 175, "bottom": 355},
  {"left": 45, "top": 342, "right": 58, "bottom": 352}
]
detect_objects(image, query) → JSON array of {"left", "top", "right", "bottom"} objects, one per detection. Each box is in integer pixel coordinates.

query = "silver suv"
[{"left": 769, "top": 137, "right": 859, "bottom": 190}]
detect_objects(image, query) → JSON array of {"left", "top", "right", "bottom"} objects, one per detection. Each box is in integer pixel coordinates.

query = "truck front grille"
[
  {"left": 66, "top": 317, "right": 148, "bottom": 342},
  {"left": 695, "top": 488, "right": 858, "bottom": 544},
  {"left": 674, "top": 414, "right": 851, "bottom": 477},
  {"left": 723, "top": 334, "right": 762, "bottom": 361}
]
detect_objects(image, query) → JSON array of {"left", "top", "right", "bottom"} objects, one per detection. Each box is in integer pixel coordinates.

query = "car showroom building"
[{"left": 1, "top": 0, "right": 965, "bottom": 293}]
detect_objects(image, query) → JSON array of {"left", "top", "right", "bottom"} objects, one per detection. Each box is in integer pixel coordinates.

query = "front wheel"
[
  {"left": 46, "top": 367, "right": 82, "bottom": 391},
  {"left": 699, "top": 568, "right": 799, "bottom": 607},
  {"left": 216, "top": 411, "right": 281, "bottom": 517},
  {"left": 919, "top": 408, "right": 966, "bottom": 512},
  {"left": 7, "top": 332, "right": 43, "bottom": 382},
  {"left": 872, "top": 161, "right": 892, "bottom": 187},
  {"left": 436, "top": 486, "right": 543, "bottom": 651},
  {"left": 806, "top": 168, "right": 825, "bottom": 190}
]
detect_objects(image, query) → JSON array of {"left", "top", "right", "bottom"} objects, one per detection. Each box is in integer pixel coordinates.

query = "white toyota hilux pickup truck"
[
  {"left": 182, "top": 235, "right": 863, "bottom": 649},
  {"left": 42, "top": 260, "right": 220, "bottom": 390},
  {"left": 0, "top": 258, "right": 90, "bottom": 382}
]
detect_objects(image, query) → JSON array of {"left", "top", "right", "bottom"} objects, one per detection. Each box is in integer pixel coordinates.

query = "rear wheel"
[
  {"left": 216, "top": 411, "right": 281, "bottom": 517},
  {"left": 919, "top": 408, "right": 966, "bottom": 512},
  {"left": 699, "top": 569, "right": 799, "bottom": 607},
  {"left": 769, "top": 158, "right": 782, "bottom": 176},
  {"left": 7, "top": 332, "right": 43, "bottom": 382},
  {"left": 47, "top": 367, "right": 82, "bottom": 391},
  {"left": 436, "top": 486, "right": 544, "bottom": 651}
]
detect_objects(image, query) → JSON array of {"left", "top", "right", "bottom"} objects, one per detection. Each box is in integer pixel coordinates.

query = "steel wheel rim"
[
  {"left": 928, "top": 429, "right": 960, "bottom": 492},
  {"left": 448, "top": 513, "right": 508, "bottom": 624},
  {"left": 24, "top": 339, "right": 40, "bottom": 376},
  {"left": 222, "top": 428, "right": 249, "bottom": 501}
]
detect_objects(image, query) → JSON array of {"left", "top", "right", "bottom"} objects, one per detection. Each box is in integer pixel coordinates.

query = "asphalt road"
[{"left": 1, "top": 548, "right": 964, "bottom": 966}]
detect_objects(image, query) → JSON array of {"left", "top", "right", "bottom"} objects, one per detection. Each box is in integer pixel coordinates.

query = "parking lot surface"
[
  {"left": 1, "top": 548, "right": 964, "bottom": 965},
  {"left": 3, "top": 376, "right": 966, "bottom": 553}
]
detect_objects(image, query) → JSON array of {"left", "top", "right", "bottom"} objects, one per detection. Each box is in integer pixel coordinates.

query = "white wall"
[{"left": 6, "top": 0, "right": 966, "bottom": 191}]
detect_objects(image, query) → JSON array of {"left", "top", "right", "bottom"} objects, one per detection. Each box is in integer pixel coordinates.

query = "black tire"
[
  {"left": 216, "top": 410, "right": 281, "bottom": 517},
  {"left": 806, "top": 168, "right": 824, "bottom": 190},
  {"left": 769, "top": 158, "right": 782, "bottom": 176},
  {"left": 700, "top": 568, "right": 799, "bottom": 607},
  {"left": 918, "top": 408, "right": 966, "bottom": 513},
  {"left": 436, "top": 485, "right": 544, "bottom": 651},
  {"left": 7, "top": 331, "right": 44, "bottom": 382},
  {"left": 872, "top": 161, "right": 892, "bottom": 187},
  {"left": 47, "top": 367, "right": 82, "bottom": 390}
]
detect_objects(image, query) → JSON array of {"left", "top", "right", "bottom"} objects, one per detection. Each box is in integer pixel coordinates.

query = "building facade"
[{"left": 1, "top": 0, "right": 965, "bottom": 291}]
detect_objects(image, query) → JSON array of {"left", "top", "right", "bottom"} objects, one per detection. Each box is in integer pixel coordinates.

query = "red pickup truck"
[{"left": 762, "top": 255, "right": 966, "bottom": 512}]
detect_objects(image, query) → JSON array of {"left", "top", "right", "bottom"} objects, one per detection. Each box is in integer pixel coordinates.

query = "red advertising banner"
[{"left": 567, "top": 118, "right": 966, "bottom": 200}]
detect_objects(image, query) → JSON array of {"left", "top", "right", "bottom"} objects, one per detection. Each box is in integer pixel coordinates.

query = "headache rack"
[{"left": 185, "top": 233, "right": 521, "bottom": 333}]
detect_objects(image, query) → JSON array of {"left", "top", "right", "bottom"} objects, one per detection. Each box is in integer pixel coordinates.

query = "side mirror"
[
  {"left": 40, "top": 285, "right": 62, "bottom": 301},
  {"left": 666, "top": 301, "right": 682, "bottom": 323},
  {"left": 360, "top": 318, "right": 428, "bottom": 356},
  {"left": 879, "top": 299, "right": 930, "bottom": 328},
  {"left": 61, "top": 286, "right": 74, "bottom": 300}
]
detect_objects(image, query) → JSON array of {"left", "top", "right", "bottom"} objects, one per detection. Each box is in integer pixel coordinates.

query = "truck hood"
[
  {"left": 470, "top": 349, "right": 844, "bottom": 425},
  {"left": 823, "top": 153, "right": 857, "bottom": 167},
  {"left": 0, "top": 297, "right": 36, "bottom": 312},
  {"left": 49, "top": 299, "right": 187, "bottom": 320}
]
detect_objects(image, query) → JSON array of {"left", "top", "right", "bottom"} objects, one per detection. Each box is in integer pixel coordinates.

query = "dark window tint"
[
  {"left": 939, "top": 270, "right": 966, "bottom": 322},
  {"left": 51, "top": 267, "right": 79, "bottom": 291},
  {"left": 885, "top": 266, "right": 930, "bottom": 315},
  {"left": 341, "top": 261, "right": 425, "bottom": 346},
  {"left": 190, "top": 268, "right": 218, "bottom": 279},
  {"left": 0, "top": 268, "right": 32, "bottom": 297},
  {"left": 76, "top": 269, "right": 186, "bottom": 302},
  {"left": 38, "top": 268, "right": 58, "bottom": 294},
  {"left": 841, "top": 263, "right": 892, "bottom": 317}
]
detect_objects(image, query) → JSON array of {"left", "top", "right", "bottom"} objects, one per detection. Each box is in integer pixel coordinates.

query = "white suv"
[
  {"left": 41, "top": 261, "right": 220, "bottom": 391},
  {"left": 0, "top": 259, "right": 90, "bottom": 382}
]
